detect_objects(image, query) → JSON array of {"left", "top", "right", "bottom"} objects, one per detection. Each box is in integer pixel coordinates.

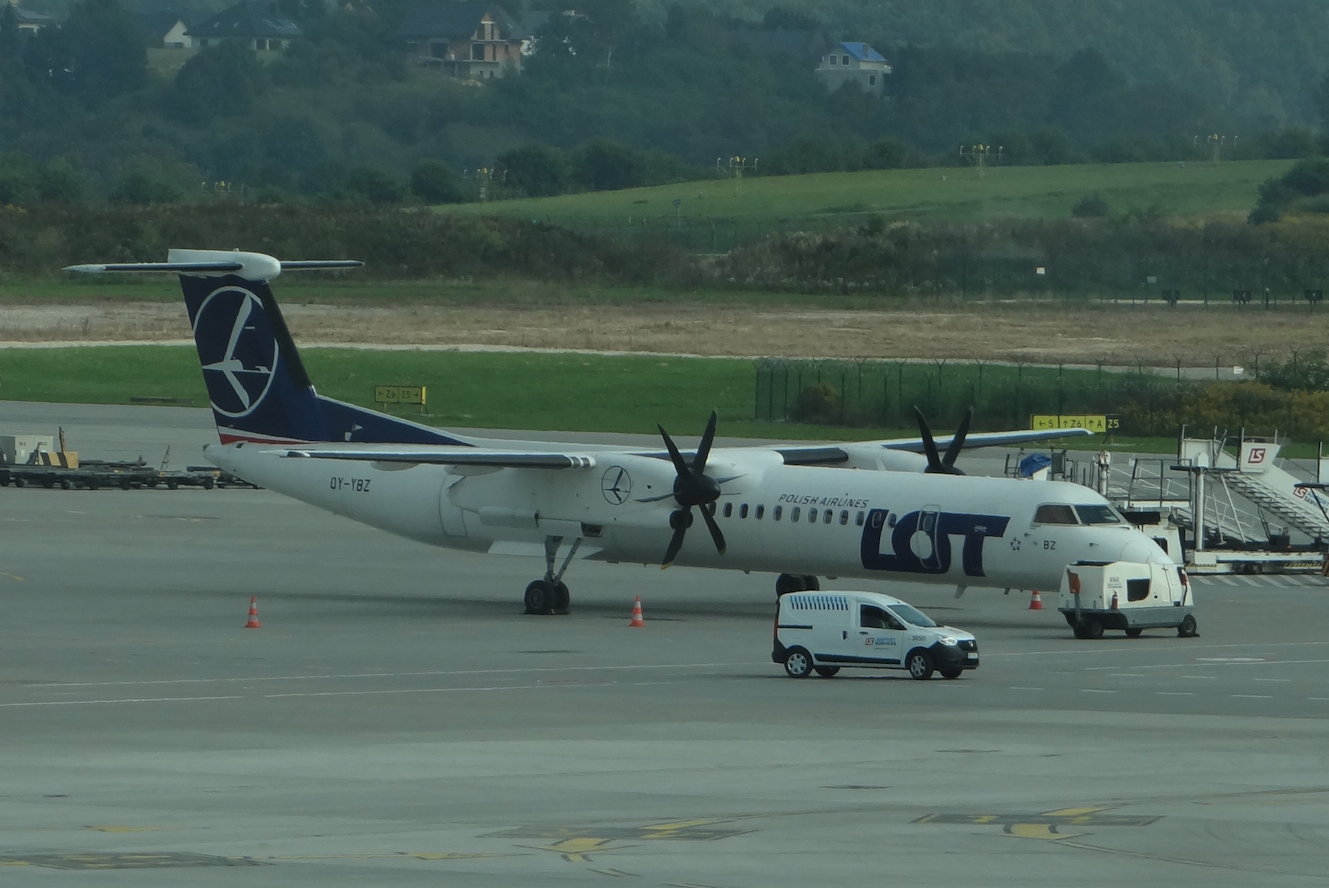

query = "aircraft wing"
[
  {"left": 881, "top": 426, "right": 1094, "bottom": 453},
  {"left": 771, "top": 427, "right": 1093, "bottom": 466},
  {"left": 282, "top": 448, "right": 596, "bottom": 469}
]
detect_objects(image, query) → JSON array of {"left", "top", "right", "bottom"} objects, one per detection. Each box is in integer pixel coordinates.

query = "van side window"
[
  {"left": 740, "top": 504, "right": 749, "bottom": 519},
  {"left": 1127, "top": 578, "right": 1150, "bottom": 601},
  {"left": 1033, "top": 504, "right": 1078, "bottom": 525},
  {"left": 860, "top": 605, "right": 894, "bottom": 629},
  {"left": 756, "top": 505, "right": 765, "bottom": 519}
]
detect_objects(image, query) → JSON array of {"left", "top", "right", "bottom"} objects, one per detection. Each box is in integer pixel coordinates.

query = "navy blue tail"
[{"left": 181, "top": 274, "right": 467, "bottom": 445}]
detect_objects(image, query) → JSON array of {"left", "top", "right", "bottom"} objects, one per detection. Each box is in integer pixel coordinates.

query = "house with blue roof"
[{"left": 816, "top": 41, "right": 891, "bottom": 95}]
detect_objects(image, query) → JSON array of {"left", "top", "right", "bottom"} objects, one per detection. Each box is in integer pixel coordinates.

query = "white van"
[{"left": 772, "top": 591, "right": 979, "bottom": 680}]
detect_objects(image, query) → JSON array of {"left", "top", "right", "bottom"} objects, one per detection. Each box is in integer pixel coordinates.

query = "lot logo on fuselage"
[
  {"left": 193, "top": 287, "right": 279, "bottom": 418},
  {"left": 860, "top": 508, "right": 1009, "bottom": 577}
]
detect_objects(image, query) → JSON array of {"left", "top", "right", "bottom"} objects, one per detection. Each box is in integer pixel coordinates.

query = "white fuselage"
[{"left": 207, "top": 440, "right": 1173, "bottom": 592}]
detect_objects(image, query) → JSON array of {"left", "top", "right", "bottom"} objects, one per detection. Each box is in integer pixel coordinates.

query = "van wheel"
[
  {"left": 1178, "top": 614, "right": 1198, "bottom": 637},
  {"left": 906, "top": 650, "right": 934, "bottom": 680},
  {"left": 784, "top": 647, "right": 813, "bottom": 678},
  {"left": 939, "top": 667, "right": 963, "bottom": 679},
  {"left": 814, "top": 666, "right": 840, "bottom": 678},
  {"left": 1125, "top": 627, "right": 1143, "bottom": 638}
]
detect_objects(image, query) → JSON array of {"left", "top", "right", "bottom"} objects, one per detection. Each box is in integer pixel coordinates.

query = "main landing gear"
[
  {"left": 775, "top": 573, "right": 820, "bottom": 597},
  {"left": 524, "top": 535, "right": 582, "bottom": 615}
]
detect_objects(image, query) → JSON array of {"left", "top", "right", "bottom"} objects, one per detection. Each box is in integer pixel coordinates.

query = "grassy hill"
[{"left": 439, "top": 159, "right": 1293, "bottom": 228}]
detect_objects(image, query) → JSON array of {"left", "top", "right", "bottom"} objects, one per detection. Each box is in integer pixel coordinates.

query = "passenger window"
[
  {"left": 871, "top": 511, "right": 884, "bottom": 528},
  {"left": 723, "top": 502, "right": 732, "bottom": 518},
  {"left": 740, "top": 504, "right": 749, "bottom": 519},
  {"left": 856, "top": 511, "right": 865, "bottom": 526},
  {"left": 791, "top": 507, "right": 800, "bottom": 522},
  {"left": 840, "top": 510, "right": 848, "bottom": 525},
  {"left": 1033, "top": 504, "right": 1079, "bottom": 525},
  {"left": 773, "top": 505, "right": 781, "bottom": 521},
  {"left": 807, "top": 508, "right": 816, "bottom": 523},
  {"left": 824, "top": 510, "right": 833, "bottom": 524},
  {"left": 756, "top": 505, "right": 765, "bottom": 519}
]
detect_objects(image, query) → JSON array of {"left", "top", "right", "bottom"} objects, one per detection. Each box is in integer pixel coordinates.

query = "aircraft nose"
[{"left": 1118, "top": 534, "right": 1172, "bottom": 565}]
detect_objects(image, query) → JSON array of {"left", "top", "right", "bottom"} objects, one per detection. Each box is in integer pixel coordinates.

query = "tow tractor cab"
[
  {"left": 773, "top": 591, "right": 978, "bottom": 680},
  {"left": 1058, "top": 561, "right": 1198, "bottom": 640}
]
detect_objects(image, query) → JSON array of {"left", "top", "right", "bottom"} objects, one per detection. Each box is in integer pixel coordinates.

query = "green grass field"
[
  {"left": 0, "top": 345, "right": 1230, "bottom": 455},
  {"left": 441, "top": 159, "right": 1294, "bottom": 226}
]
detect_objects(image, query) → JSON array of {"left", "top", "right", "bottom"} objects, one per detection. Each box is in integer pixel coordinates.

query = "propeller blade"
[
  {"left": 913, "top": 406, "right": 945, "bottom": 473},
  {"left": 657, "top": 424, "right": 691, "bottom": 479},
  {"left": 692, "top": 410, "right": 718, "bottom": 475},
  {"left": 699, "top": 503, "right": 727, "bottom": 555},
  {"left": 661, "top": 513, "right": 689, "bottom": 568},
  {"left": 942, "top": 407, "right": 973, "bottom": 469}
]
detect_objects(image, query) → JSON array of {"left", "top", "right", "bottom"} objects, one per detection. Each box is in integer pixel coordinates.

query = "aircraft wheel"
[
  {"left": 907, "top": 649, "right": 935, "bottom": 680},
  {"left": 802, "top": 575, "right": 820, "bottom": 591},
  {"left": 1178, "top": 614, "right": 1198, "bottom": 637},
  {"left": 814, "top": 666, "right": 840, "bottom": 678},
  {"left": 775, "top": 573, "right": 804, "bottom": 596},
  {"left": 523, "top": 580, "right": 555, "bottom": 615},
  {"left": 784, "top": 647, "right": 813, "bottom": 678},
  {"left": 553, "top": 581, "right": 570, "bottom": 615}
]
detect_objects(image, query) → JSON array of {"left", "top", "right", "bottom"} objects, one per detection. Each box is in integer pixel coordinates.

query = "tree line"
[{"left": 0, "top": 0, "right": 1322, "bottom": 208}]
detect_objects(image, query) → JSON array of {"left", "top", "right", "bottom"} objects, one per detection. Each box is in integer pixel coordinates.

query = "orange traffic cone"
[
  {"left": 244, "top": 595, "right": 262, "bottom": 629},
  {"left": 628, "top": 594, "right": 645, "bottom": 627},
  {"left": 1028, "top": 589, "right": 1044, "bottom": 611}
]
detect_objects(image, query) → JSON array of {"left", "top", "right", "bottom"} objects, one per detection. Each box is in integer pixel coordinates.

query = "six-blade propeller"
[
  {"left": 914, "top": 406, "right": 972, "bottom": 475},
  {"left": 654, "top": 410, "right": 727, "bottom": 568}
]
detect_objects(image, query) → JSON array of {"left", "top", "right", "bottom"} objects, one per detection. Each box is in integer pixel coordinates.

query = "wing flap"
[{"left": 882, "top": 427, "right": 1093, "bottom": 452}]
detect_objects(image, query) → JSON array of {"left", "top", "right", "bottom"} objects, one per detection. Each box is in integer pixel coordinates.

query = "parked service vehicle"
[
  {"left": 1058, "top": 561, "right": 1197, "bottom": 639},
  {"left": 773, "top": 590, "right": 978, "bottom": 680}
]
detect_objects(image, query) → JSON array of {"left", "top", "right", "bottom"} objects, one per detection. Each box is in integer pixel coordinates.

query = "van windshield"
[{"left": 889, "top": 603, "right": 937, "bottom": 628}]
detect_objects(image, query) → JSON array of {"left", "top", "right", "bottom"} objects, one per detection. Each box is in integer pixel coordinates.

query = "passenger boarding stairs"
[
  {"left": 1105, "top": 456, "right": 1263, "bottom": 545},
  {"left": 1180, "top": 434, "right": 1329, "bottom": 543}
]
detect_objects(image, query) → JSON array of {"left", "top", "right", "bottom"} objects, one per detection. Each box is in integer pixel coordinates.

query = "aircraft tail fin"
[{"left": 67, "top": 249, "right": 469, "bottom": 446}]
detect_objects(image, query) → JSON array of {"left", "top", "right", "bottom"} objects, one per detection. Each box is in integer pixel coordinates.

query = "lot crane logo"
[{"left": 193, "top": 286, "right": 280, "bottom": 418}]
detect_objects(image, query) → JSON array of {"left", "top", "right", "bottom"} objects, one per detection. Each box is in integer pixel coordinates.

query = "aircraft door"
[{"left": 910, "top": 507, "right": 943, "bottom": 572}]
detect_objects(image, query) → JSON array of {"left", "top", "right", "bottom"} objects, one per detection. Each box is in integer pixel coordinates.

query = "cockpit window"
[
  {"left": 1074, "top": 504, "right": 1124, "bottom": 525},
  {"left": 1033, "top": 504, "right": 1078, "bottom": 525}
]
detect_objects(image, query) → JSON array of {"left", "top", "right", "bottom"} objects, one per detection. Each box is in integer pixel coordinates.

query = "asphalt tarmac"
[{"left": 2, "top": 404, "right": 1328, "bottom": 887}]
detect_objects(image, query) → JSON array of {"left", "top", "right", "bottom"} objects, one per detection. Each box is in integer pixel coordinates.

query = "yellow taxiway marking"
[
  {"left": 1042, "top": 806, "right": 1111, "bottom": 817},
  {"left": 0, "top": 573, "right": 25, "bottom": 581},
  {"left": 590, "top": 867, "right": 638, "bottom": 877},
  {"left": 262, "top": 853, "right": 511, "bottom": 861},
  {"left": 529, "top": 838, "right": 620, "bottom": 863},
  {"left": 84, "top": 825, "right": 164, "bottom": 833}
]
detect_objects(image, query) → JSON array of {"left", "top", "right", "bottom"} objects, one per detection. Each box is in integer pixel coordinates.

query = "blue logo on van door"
[{"left": 860, "top": 508, "right": 1009, "bottom": 577}]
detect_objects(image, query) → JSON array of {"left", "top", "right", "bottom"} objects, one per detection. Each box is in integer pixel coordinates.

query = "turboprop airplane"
[{"left": 67, "top": 250, "right": 1177, "bottom": 614}]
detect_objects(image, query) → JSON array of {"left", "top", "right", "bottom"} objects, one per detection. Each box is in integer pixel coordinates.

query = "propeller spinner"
[
  {"left": 654, "top": 411, "right": 727, "bottom": 568},
  {"left": 913, "top": 406, "right": 973, "bottom": 475}
]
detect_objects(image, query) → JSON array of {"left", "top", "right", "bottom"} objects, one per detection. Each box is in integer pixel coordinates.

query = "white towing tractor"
[
  {"left": 1058, "top": 561, "right": 1197, "bottom": 639},
  {"left": 773, "top": 590, "right": 979, "bottom": 680}
]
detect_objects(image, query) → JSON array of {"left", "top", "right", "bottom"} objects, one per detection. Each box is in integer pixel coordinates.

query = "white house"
[{"left": 816, "top": 41, "right": 891, "bottom": 95}]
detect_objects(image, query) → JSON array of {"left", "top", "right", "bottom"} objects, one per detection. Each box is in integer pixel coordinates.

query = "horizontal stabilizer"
[
  {"left": 65, "top": 261, "right": 245, "bottom": 274},
  {"left": 282, "top": 448, "right": 596, "bottom": 469}
]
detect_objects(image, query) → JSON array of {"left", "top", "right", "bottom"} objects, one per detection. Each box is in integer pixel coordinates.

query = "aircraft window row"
[
  {"left": 720, "top": 503, "right": 867, "bottom": 525},
  {"left": 1033, "top": 503, "right": 1127, "bottom": 526}
]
